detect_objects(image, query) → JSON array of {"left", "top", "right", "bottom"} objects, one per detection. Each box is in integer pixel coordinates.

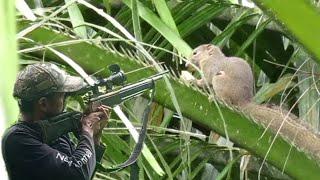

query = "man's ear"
[{"left": 38, "top": 97, "right": 49, "bottom": 112}]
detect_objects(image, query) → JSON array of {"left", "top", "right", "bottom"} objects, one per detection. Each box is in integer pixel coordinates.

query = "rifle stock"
[{"left": 39, "top": 111, "right": 82, "bottom": 144}]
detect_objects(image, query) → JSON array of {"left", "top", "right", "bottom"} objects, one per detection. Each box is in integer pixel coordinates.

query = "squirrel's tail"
[{"left": 241, "top": 102, "right": 320, "bottom": 161}]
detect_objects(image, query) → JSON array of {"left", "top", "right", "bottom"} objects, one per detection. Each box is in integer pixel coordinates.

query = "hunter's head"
[{"left": 13, "top": 62, "right": 86, "bottom": 121}]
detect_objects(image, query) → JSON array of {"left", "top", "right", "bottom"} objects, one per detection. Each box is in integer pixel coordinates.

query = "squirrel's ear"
[
  {"left": 205, "top": 44, "right": 212, "bottom": 49},
  {"left": 206, "top": 44, "right": 215, "bottom": 55}
]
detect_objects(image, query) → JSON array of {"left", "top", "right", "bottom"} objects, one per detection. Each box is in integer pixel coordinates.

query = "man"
[{"left": 2, "top": 62, "right": 110, "bottom": 180}]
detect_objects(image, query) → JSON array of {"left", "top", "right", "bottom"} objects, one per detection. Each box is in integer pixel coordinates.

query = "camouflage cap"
[{"left": 13, "top": 62, "right": 87, "bottom": 101}]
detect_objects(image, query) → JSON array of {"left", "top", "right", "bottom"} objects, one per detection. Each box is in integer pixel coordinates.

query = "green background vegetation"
[{"left": 2, "top": 0, "right": 320, "bottom": 179}]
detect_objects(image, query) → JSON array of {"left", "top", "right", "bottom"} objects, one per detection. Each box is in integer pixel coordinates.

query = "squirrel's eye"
[{"left": 193, "top": 51, "right": 197, "bottom": 55}]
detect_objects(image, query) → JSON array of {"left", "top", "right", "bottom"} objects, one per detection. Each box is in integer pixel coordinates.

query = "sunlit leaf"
[
  {"left": 65, "top": 0, "right": 87, "bottom": 38},
  {"left": 122, "top": 0, "right": 192, "bottom": 57}
]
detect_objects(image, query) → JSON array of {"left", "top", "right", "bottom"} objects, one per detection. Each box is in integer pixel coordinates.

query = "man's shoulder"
[
  {"left": 2, "top": 122, "right": 44, "bottom": 161},
  {"left": 2, "top": 122, "right": 42, "bottom": 146},
  {"left": 2, "top": 123, "right": 22, "bottom": 142},
  {"left": 2, "top": 123, "right": 25, "bottom": 162}
]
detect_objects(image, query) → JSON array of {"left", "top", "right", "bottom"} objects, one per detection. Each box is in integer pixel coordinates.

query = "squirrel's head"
[{"left": 186, "top": 44, "right": 225, "bottom": 72}]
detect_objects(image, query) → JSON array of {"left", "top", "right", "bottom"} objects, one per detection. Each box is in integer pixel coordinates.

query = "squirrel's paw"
[{"left": 180, "top": 71, "right": 197, "bottom": 85}]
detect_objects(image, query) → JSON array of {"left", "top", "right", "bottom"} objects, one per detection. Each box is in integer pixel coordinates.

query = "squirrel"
[
  {"left": 187, "top": 44, "right": 254, "bottom": 106},
  {"left": 186, "top": 44, "right": 320, "bottom": 162}
]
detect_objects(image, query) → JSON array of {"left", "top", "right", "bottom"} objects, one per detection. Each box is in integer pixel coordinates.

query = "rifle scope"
[{"left": 97, "top": 64, "right": 126, "bottom": 90}]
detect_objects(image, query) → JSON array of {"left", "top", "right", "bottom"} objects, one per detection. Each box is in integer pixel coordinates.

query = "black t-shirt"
[{"left": 2, "top": 121, "right": 104, "bottom": 180}]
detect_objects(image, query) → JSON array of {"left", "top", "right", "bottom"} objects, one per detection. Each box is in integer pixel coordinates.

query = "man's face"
[{"left": 41, "top": 92, "right": 66, "bottom": 118}]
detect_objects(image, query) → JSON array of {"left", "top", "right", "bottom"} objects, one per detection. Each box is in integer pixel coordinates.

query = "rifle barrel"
[{"left": 90, "top": 71, "right": 168, "bottom": 107}]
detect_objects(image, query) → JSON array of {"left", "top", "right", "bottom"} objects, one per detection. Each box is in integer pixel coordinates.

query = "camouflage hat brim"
[
  {"left": 13, "top": 62, "right": 90, "bottom": 100},
  {"left": 58, "top": 75, "right": 88, "bottom": 93}
]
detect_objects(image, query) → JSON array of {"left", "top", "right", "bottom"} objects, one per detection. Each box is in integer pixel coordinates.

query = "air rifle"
[{"left": 38, "top": 64, "right": 168, "bottom": 145}]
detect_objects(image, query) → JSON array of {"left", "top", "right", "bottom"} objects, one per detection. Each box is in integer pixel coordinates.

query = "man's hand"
[
  {"left": 93, "top": 105, "right": 111, "bottom": 145},
  {"left": 81, "top": 105, "right": 111, "bottom": 141}
]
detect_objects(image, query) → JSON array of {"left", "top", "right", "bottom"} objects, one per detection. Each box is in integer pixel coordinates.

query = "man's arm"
[{"left": 52, "top": 134, "right": 106, "bottom": 163}]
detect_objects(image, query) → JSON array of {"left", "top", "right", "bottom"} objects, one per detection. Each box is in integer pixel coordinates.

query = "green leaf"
[
  {"left": 212, "top": 10, "right": 258, "bottom": 47},
  {"left": 102, "top": 134, "right": 130, "bottom": 164},
  {"left": 0, "top": 0, "right": 18, "bottom": 126},
  {"left": 156, "top": 2, "right": 228, "bottom": 59},
  {"left": 190, "top": 158, "right": 210, "bottom": 179},
  {"left": 152, "top": 0, "right": 180, "bottom": 35},
  {"left": 144, "top": 0, "right": 208, "bottom": 43},
  {"left": 171, "top": 142, "right": 203, "bottom": 177},
  {"left": 254, "top": 74, "right": 296, "bottom": 104},
  {"left": 65, "top": 0, "right": 87, "bottom": 38},
  {"left": 131, "top": 0, "right": 142, "bottom": 42},
  {"left": 103, "top": 0, "right": 111, "bottom": 14},
  {"left": 235, "top": 17, "right": 272, "bottom": 56},
  {"left": 148, "top": 136, "right": 173, "bottom": 180},
  {"left": 252, "top": 0, "right": 320, "bottom": 63},
  {"left": 216, "top": 155, "right": 241, "bottom": 180},
  {"left": 15, "top": 0, "right": 36, "bottom": 21},
  {"left": 122, "top": 0, "right": 192, "bottom": 57},
  {"left": 294, "top": 49, "right": 320, "bottom": 129}
]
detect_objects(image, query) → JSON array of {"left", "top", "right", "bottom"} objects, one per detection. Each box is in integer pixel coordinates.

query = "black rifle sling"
[
  {"left": 130, "top": 162, "right": 139, "bottom": 180},
  {"left": 98, "top": 87, "right": 155, "bottom": 173}
]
